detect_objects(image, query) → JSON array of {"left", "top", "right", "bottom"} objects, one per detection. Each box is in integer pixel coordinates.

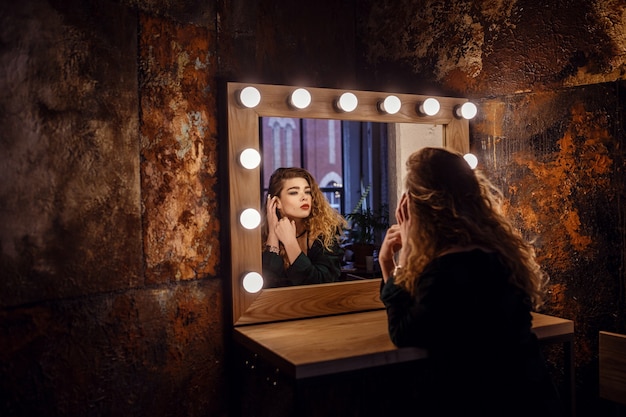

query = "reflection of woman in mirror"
[
  {"left": 378, "top": 148, "right": 560, "bottom": 416},
  {"left": 262, "top": 167, "right": 347, "bottom": 288}
]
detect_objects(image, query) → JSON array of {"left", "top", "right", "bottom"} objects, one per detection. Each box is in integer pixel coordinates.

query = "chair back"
[{"left": 599, "top": 330, "right": 626, "bottom": 406}]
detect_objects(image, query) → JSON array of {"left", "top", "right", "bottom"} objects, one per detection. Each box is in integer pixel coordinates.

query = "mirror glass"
[
  {"left": 227, "top": 82, "right": 470, "bottom": 325},
  {"left": 260, "top": 117, "right": 390, "bottom": 283},
  {"left": 259, "top": 118, "right": 447, "bottom": 284}
]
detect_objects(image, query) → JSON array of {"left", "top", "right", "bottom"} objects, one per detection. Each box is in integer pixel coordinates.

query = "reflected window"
[
  {"left": 266, "top": 117, "right": 298, "bottom": 169},
  {"left": 260, "top": 117, "right": 388, "bottom": 219}
]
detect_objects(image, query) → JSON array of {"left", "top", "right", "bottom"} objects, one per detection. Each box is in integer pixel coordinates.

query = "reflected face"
[{"left": 276, "top": 177, "right": 312, "bottom": 220}]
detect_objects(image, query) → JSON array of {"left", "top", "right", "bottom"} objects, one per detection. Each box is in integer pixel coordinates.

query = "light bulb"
[
  {"left": 239, "top": 148, "right": 261, "bottom": 169},
  {"left": 463, "top": 153, "right": 478, "bottom": 169},
  {"left": 418, "top": 98, "right": 440, "bottom": 116},
  {"left": 455, "top": 102, "right": 478, "bottom": 119},
  {"left": 379, "top": 95, "right": 401, "bottom": 114},
  {"left": 242, "top": 272, "right": 264, "bottom": 293},
  {"left": 336, "top": 92, "right": 358, "bottom": 112},
  {"left": 238, "top": 86, "right": 261, "bottom": 108},
  {"left": 239, "top": 208, "right": 261, "bottom": 229},
  {"left": 289, "top": 88, "right": 311, "bottom": 109}
]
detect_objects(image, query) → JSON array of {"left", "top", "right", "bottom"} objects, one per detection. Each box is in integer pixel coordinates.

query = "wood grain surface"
[{"left": 234, "top": 310, "right": 574, "bottom": 379}]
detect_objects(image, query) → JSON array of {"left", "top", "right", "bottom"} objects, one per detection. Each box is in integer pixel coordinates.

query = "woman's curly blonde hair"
[
  {"left": 394, "top": 148, "right": 548, "bottom": 310},
  {"left": 261, "top": 167, "right": 347, "bottom": 251}
]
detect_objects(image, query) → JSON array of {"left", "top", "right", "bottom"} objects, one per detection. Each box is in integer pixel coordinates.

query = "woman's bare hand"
[
  {"left": 265, "top": 195, "right": 280, "bottom": 247},
  {"left": 379, "top": 224, "right": 402, "bottom": 283},
  {"left": 395, "top": 193, "right": 411, "bottom": 268},
  {"left": 274, "top": 217, "right": 297, "bottom": 246}
]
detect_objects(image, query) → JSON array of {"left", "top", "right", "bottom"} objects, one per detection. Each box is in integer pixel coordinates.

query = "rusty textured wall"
[
  {"left": 139, "top": 15, "right": 220, "bottom": 283},
  {"left": 0, "top": 0, "right": 142, "bottom": 306},
  {"left": 217, "top": 0, "right": 359, "bottom": 89},
  {"left": 358, "top": 0, "right": 626, "bottom": 94},
  {"left": 1, "top": 0, "right": 225, "bottom": 416}
]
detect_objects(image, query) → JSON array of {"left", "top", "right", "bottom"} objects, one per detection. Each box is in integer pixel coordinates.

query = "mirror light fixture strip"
[{"left": 237, "top": 84, "right": 477, "bottom": 120}]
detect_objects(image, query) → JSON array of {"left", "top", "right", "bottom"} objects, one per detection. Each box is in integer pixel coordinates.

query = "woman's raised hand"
[
  {"left": 379, "top": 224, "right": 402, "bottom": 283},
  {"left": 379, "top": 193, "right": 412, "bottom": 283},
  {"left": 395, "top": 193, "right": 411, "bottom": 268},
  {"left": 265, "top": 195, "right": 281, "bottom": 247},
  {"left": 266, "top": 195, "right": 279, "bottom": 228},
  {"left": 267, "top": 195, "right": 297, "bottom": 247}
]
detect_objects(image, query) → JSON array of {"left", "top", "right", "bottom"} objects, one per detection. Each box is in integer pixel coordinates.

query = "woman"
[
  {"left": 378, "top": 148, "right": 561, "bottom": 416},
  {"left": 262, "top": 167, "right": 347, "bottom": 288}
]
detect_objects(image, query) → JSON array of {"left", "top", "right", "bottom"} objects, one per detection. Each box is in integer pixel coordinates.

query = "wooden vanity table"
[{"left": 233, "top": 309, "right": 575, "bottom": 417}]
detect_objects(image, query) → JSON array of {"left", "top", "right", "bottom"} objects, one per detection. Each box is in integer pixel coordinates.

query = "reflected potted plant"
[{"left": 345, "top": 187, "right": 389, "bottom": 269}]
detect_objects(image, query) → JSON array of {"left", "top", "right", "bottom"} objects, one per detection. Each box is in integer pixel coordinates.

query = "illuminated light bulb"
[
  {"left": 455, "top": 102, "right": 478, "bottom": 119},
  {"left": 242, "top": 272, "right": 264, "bottom": 293},
  {"left": 239, "top": 148, "right": 261, "bottom": 169},
  {"left": 238, "top": 86, "right": 261, "bottom": 108},
  {"left": 463, "top": 153, "right": 478, "bottom": 169},
  {"left": 240, "top": 208, "right": 261, "bottom": 230},
  {"left": 336, "top": 92, "right": 358, "bottom": 112},
  {"left": 289, "top": 88, "right": 312, "bottom": 109},
  {"left": 418, "top": 98, "right": 440, "bottom": 116},
  {"left": 379, "top": 95, "right": 402, "bottom": 114}
]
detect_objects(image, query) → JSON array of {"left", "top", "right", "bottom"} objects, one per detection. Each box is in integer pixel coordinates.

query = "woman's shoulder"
[
  {"left": 422, "top": 248, "right": 514, "bottom": 298},
  {"left": 427, "top": 246, "right": 504, "bottom": 275}
]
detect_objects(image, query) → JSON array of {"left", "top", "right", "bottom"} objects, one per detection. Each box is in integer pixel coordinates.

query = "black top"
[
  {"left": 262, "top": 238, "right": 344, "bottom": 288},
  {"left": 380, "top": 249, "right": 561, "bottom": 416}
]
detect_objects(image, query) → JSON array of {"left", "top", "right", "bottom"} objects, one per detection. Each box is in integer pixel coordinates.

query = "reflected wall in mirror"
[{"left": 227, "top": 82, "right": 471, "bottom": 325}]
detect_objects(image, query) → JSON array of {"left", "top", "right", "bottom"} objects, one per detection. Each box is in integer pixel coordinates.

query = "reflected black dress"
[
  {"left": 380, "top": 249, "right": 561, "bottom": 417},
  {"left": 262, "top": 238, "right": 344, "bottom": 288}
]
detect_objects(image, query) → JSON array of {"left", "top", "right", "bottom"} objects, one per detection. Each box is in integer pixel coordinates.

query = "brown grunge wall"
[{"left": 1, "top": 0, "right": 625, "bottom": 416}]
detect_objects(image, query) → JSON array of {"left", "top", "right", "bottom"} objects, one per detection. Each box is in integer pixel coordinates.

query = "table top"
[{"left": 233, "top": 309, "right": 574, "bottom": 379}]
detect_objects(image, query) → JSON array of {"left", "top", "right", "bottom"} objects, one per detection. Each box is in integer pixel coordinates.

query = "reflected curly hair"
[
  {"left": 394, "top": 147, "right": 547, "bottom": 310},
  {"left": 261, "top": 167, "right": 347, "bottom": 251}
]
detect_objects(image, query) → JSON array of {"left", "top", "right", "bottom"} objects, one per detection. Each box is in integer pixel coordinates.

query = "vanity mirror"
[{"left": 227, "top": 82, "right": 471, "bottom": 325}]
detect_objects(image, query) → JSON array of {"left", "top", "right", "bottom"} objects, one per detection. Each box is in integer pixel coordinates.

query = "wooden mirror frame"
[{"left": 227, "top": 82, "right": 470, "bottom": 326}]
